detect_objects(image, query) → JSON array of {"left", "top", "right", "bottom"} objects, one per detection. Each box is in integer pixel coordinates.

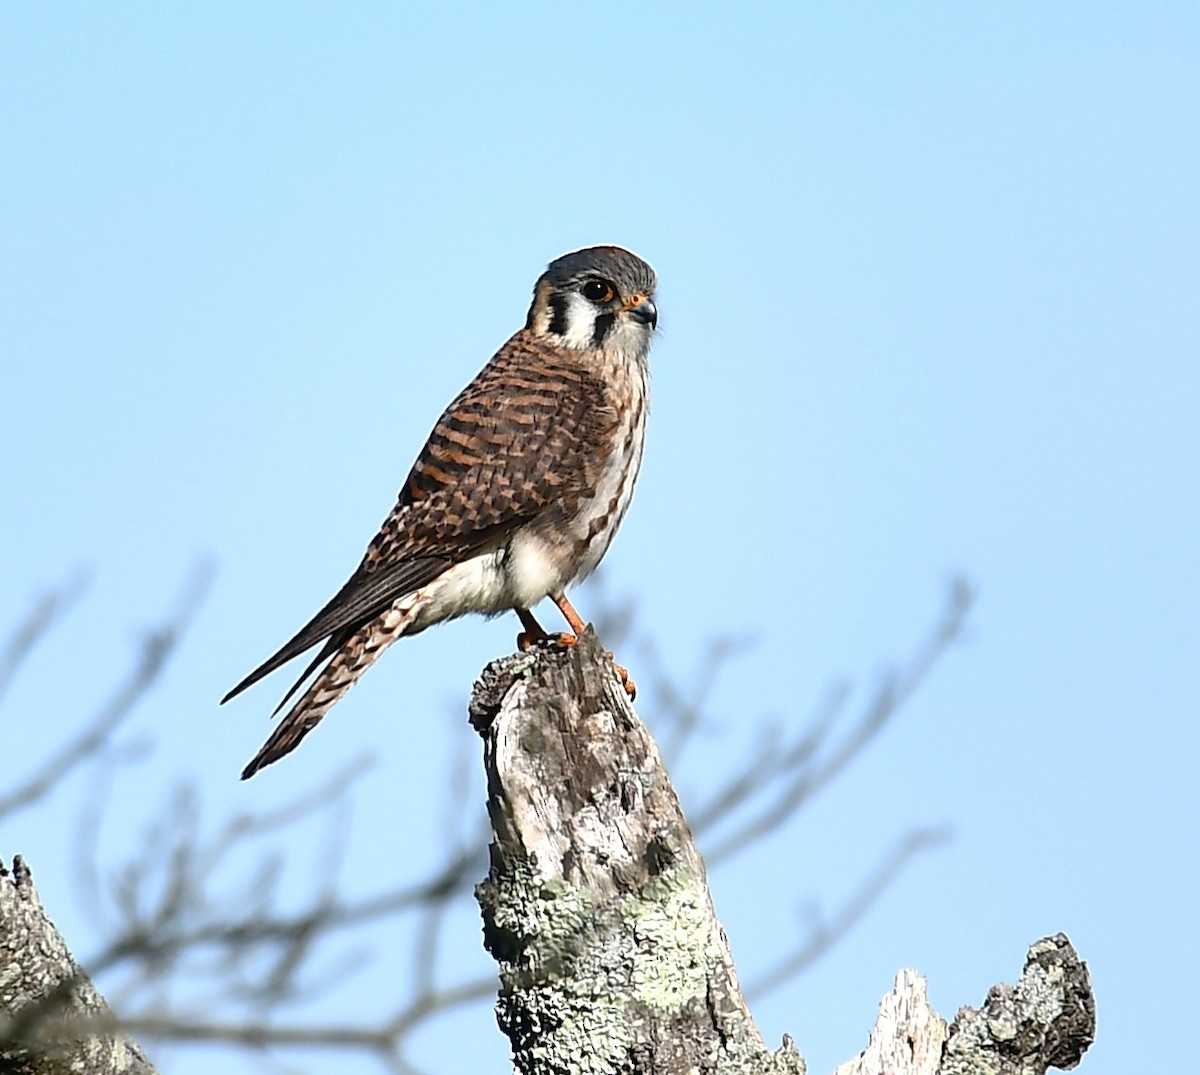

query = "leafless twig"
[
  {"left": 0, "top": 570, "right": 90, "bottom": 707},
  {"left": 0, "top": 562, "right": 213, "bottom": 820},
  {"left": 2, "top": 570, "right": 972, "bottom": 1073},
  {"left": 695, "top": 578, "right": 971, "bottom": 865},
  {"left": 745, "top": 825, "right": 955, "bottom": 998}
]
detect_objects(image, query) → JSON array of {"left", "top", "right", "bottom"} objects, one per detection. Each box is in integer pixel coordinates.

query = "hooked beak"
[{"left": 623, "top": 294, "right": 658, "bottom": 329}]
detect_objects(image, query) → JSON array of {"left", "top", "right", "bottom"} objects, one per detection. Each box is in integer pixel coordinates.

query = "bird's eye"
[{"left": 582, "top": 279, "right": 616, "bottom": 303}]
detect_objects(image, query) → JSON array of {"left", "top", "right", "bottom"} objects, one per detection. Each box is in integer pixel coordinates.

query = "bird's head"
[{"left": 527, "top": 245, "right": 658, "bottom": 357}]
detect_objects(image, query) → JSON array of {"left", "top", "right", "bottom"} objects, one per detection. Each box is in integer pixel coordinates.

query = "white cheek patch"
[
  {"left": 559, "top": 292, "right": 603, "bottom": 350},
  {"left": 556, "top": 292, "right": 654, "bottom": 356}
]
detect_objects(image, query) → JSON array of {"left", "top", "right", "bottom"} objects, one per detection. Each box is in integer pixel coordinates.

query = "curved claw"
[
  {"left": 518, "top": 630, "right": 578, "bottom": 651},
  {"left": 604, "top": 651, "right": 637, "bottom": 700},
  {"left": 619, "top": 672, "right": 637, "bottom": 700}
]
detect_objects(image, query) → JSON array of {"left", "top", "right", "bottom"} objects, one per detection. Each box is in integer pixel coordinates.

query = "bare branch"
[
  {"left": 746, "top": 826, "right": 954, "bottom": 998},
  {"left": 386, "top": 975, "right": 497, "bottom": 1041},
  {"left": 119, "top": 1017, "right": 393, "bottom": 1050},
  {"left": 3, "top": 571, "right": 985, "bottom": 1073},
  {"left": 114, "top": 972, "right": 497, "bottom": 1068},
  {"left": 698, "top": 578, "right": 972, "bottom": 865},
  {"left": 218, "top": 754, "right": 376, "bottom": 845},
  {"left": 59, "top": 750, "right": 489, "bottom": 1046},
  {"left": 0, "top": 571, "right": 90, "bottom": 707},
  {"left": 0, "top": 561, "right": 213, "bottom": 820},
  {"left": 642, "top": 632, "right": 757, "bottom": 767},
  {"left": 689, "top": 680, "right": 846, "bottom": 845}
]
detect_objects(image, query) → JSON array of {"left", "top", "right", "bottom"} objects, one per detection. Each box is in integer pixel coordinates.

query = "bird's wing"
[{"left": 222, "top": 333, "right": 616, "bottom": 705}]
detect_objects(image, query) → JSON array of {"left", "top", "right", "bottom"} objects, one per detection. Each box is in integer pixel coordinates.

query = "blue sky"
[{"left": 3, "top": 4, "right": 1197, "bottom": 1073}]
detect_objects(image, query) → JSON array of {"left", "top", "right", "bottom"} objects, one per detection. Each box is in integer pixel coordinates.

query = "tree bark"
[
  {"left": 0, "top": 856, "right": 157, "bottom": 1075},
  {"left": 470, "top": 632, "right": 1095, "bottom": 1075},
  {"left": 940, "top": 933, "right": 1095, "bottom": 1075},
  {"left": 835, "top": 935, "right": 1094, "bottom": 1075}
]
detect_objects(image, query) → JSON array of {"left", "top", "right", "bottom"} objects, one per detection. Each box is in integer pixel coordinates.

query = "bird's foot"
[
  {"left": 604, "top": 651, "right": 637, "bottom": 700},
  {"left": 517, "top": 630, "right": 578, "bottom": 651}
]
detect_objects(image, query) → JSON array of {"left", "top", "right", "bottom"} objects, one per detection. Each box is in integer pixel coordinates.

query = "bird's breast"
[{"left": 568, "top": 354, "right": 650, "bottom": 582}]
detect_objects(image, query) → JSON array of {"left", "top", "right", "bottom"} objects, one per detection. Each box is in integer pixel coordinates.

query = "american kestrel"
[{"left": 224, "top": 245, "right": 658, "bottom": 779}]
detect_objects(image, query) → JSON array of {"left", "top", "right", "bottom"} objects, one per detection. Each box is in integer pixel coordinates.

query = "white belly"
[{"left": 396, "top": 531, "right": 568, "bottom": 634}]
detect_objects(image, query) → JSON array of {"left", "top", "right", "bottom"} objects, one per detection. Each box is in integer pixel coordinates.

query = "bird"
[{"left": 223, "top": 245, "right": 658, "bottom": 779}]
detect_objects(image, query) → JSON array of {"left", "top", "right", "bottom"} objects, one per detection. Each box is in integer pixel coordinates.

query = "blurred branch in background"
[
  {"left": 0, "top": 564, "right": 213, "bottom": 821},
  {"left": 0, "top": 567, "right": 971, "bottom": 1073}
]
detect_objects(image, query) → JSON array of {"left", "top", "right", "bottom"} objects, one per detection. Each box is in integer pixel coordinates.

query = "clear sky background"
[{"left": 3, "top": 5, "right": 1197, "bottom": 1074}]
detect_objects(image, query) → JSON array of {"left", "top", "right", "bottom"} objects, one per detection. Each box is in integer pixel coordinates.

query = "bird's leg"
[
  {"left": 515, "top": 607, "right": 575, "bottom": 651},
  {"left": 515, "top": 608, "right": 548, "bottom": 650},
  {"left": 550, "top": 593, "right": 587, "bottom": 638},
  {"left": 551, "top": 593, "right": 637, "bottom": 700}
]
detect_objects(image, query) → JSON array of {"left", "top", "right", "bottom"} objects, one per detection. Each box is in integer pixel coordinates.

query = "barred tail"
[{"left": 240, "top": 605, "right": 413, "bottom": 779}]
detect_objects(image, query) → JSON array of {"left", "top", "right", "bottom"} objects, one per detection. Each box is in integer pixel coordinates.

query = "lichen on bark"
[{"left": 472, "top": 632, "right": 804, "bottom": 1075}]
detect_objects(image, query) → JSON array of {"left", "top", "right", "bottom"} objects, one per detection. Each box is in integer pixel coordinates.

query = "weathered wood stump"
[{"left": 470, "top": 632, "right": 1094, "bottom": 1075}]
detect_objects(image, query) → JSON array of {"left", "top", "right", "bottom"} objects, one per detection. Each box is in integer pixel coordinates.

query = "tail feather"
[
  {"left": 270, "top": 633, "right": 345, "bottom": 718},
  {"left": 240, "top": 606, "right": 412, "bottom": 779}
]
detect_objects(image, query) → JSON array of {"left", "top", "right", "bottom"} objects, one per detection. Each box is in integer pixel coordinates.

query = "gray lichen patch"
[
  {"left": 621, "top": 869, "right": 722, "bottom": 1012},
  {"left": 1015, "top": 962, "right": 1067, "bottom": 1025},
  {"left": 484, "top": 858, "right": 637, "bottom": 1075},
  {"left": 498, "top": 983, "right": 633, "bottom": 1075},
  {"left": 479, "top": 856, "right": 596, "bottom": 971},
  {"left": 732, "top": 1038, "right": 808, "bottom": 1075}
]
